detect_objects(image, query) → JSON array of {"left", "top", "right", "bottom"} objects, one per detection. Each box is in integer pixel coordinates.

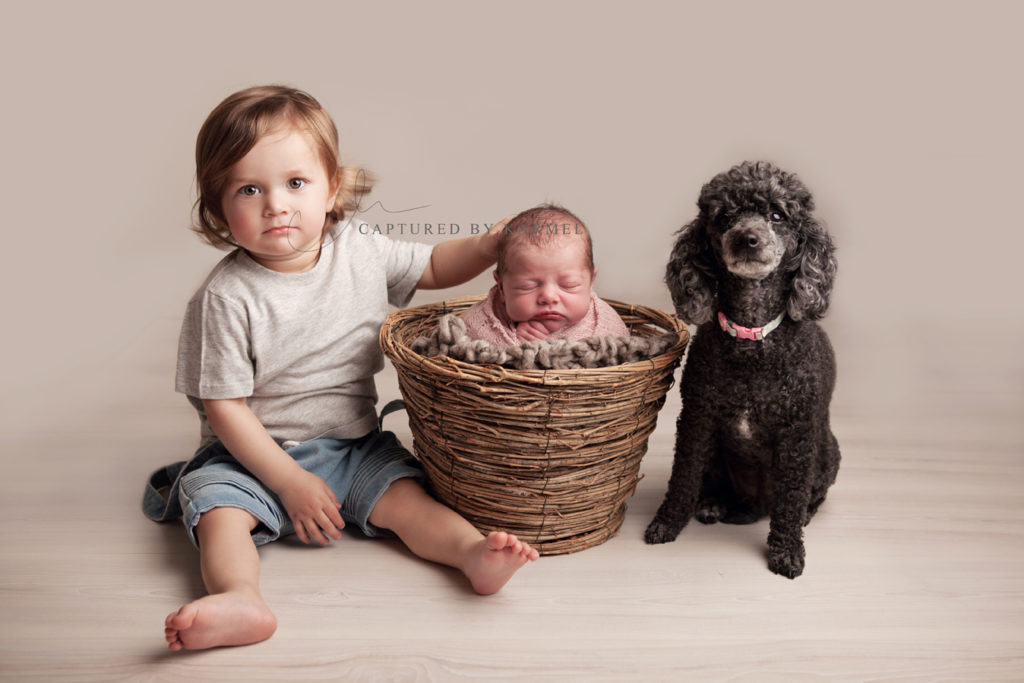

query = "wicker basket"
[{"left": 379, "top": 295, "right": 688, "bottom": 555}]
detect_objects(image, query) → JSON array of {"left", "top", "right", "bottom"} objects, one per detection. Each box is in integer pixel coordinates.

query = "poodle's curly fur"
[{"left": 644, "top": 161, "right": 840, "bottom": 578}]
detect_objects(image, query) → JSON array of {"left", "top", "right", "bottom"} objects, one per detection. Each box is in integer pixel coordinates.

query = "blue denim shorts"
[{"left": 177, "top": 430, "right": 424, "bottom": 548}]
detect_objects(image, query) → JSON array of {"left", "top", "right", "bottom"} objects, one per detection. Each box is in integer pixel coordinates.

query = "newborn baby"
[{"left": 462, "top": 204, "right": 628, "bottom": 347}]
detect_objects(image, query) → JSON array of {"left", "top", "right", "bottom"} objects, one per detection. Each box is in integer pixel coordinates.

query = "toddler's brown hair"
[{"left": 193, "top": 85, "right": 373, "bottom": 248}]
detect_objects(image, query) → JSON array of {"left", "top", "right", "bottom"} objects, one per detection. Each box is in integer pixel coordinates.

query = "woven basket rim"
[{"left": 380, "top": 294, "right": 689, "bottom": 384}]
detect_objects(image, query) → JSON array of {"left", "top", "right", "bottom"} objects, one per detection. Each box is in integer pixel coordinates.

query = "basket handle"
[{"left": 378, "top": 398, "right": 407, "bottom": 429}]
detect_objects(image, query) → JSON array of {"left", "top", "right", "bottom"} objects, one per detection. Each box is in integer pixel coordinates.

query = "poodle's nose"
[{"left": 744, "top": 233, "right": 760, "bottom": 248}]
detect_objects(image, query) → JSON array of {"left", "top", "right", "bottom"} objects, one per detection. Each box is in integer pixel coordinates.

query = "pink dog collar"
[{"left": 718, "top": 311, "right": 784, "bottom": 341}]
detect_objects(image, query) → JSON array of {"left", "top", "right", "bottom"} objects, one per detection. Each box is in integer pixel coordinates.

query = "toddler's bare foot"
[
  {"left": 164, "top": 589, "right": 277, "bottom": 651},
  {"left": 465, "top": 531, "right": 539, "bottom": 595}
]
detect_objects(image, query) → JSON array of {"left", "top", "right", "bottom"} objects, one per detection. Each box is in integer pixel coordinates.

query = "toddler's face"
[
  {"left": 221, "top": 128, "right": 337, "bottom": 273},
  {"left": 497, "top": 238, "right": 594, "bottom": 331}
]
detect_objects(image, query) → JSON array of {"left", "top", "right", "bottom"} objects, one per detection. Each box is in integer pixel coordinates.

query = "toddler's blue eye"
[
  {"left": 288, "top": 178, "right": 307, "bottom": 189},
  {"left": 239, "top": 185, "right": 259, "bottom": 197}
]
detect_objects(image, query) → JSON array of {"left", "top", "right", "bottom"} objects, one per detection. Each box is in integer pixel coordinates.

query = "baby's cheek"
[
  {"left": 565, "top": 292, "right": 592, "bottom": 323},
  {"left": 505, "top": 295, "right": 533, "bottom": 322}
]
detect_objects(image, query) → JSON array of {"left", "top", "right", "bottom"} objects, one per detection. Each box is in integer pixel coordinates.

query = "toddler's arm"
[
  {"left": 203, "top": 398, "right": 346, "bottom": 546},
  {"left": 416, "top": 218, "right": 509, "bottom": 289}
]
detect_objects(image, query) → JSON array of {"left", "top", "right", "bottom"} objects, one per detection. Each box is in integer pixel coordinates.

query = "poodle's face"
[
  {"left": 700, "top": 162, "right": 810, "bottom": 281},
  {"left": 666, "top": 161, "right": 836, "bottom": 324},
  {"left": 711, "top": 210, "right": 794, "bottom": 281}
]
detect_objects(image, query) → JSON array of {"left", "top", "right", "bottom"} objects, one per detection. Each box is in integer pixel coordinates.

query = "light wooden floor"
[{"left": 1, "top": 363, "right": 1022, "bottom": 682}]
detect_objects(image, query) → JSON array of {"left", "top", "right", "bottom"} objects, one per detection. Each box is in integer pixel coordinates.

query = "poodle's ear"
[
  {"left": 787, "top": 216, "right": 837, "bottom": 321},
  {"left": 665, "top": 217, "right": 717, "bottom": 324}
]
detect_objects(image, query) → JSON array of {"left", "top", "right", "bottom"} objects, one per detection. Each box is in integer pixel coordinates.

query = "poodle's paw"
[
  {"left": 767, "top": 541, "right": 805, "bottom": 579},
  {"left": 644, "top": 517, "right": 683, "bottom": 544},
  {"left": 695, "top": 499, "right": 723, "bottom": 525}
]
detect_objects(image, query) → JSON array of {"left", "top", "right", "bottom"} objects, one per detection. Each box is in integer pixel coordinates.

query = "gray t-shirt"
[{"left": 176, "top": 219, "right": 432, "bottom": 447}]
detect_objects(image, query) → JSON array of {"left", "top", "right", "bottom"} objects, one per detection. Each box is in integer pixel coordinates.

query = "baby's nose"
[{"left": 538, "top": 284, "right": 559, "bottom": 302}]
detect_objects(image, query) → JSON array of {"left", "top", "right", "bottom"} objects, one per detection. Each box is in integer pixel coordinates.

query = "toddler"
[
  {"left": 462, "top": 204, "right": 628, "bottom": 346},
  {"left": 144, "top": 85, "right": 537, "bottom": 651}
]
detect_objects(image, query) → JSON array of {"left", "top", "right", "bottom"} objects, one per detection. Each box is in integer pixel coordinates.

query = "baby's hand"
[
  {"left": 277, "top": 469, "right": 345, "bottom": 545},
  {"left": 516, "top": 320, "right": 552, "bottom": 341}
]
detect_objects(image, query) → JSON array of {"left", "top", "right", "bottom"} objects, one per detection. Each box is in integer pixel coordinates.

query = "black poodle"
[{"left": 644, "top": 160, "right": 840, "bottom": 578}]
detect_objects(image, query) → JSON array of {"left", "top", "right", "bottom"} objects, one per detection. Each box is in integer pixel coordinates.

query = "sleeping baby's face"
[{"left": 496, "top": 236, "right": 594, "bottom": 332}]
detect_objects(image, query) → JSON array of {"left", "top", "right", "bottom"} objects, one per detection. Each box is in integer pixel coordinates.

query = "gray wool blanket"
[{"left": 410, "top": 314, "right": 678, "bottom": 370}]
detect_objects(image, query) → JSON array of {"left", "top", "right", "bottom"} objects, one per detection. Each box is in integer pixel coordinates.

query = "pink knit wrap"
[{"left": 461, "top": 285, "right": 629, "bottom": 348}]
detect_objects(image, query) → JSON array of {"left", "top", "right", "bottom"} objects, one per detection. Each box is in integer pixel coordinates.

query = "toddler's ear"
[
  {"left": 325, "top": 179, "right": 340, "bottom": 212},
  {"left": 493, "top": 269, "right": 500, "bottom": 285}
]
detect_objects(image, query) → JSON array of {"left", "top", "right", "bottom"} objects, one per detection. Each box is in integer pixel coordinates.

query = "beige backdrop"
[{"left": 1, "top": 1, "right": 1020, "bottom": 451}]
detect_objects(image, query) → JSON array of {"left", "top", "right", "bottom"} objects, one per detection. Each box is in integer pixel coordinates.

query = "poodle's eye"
[{"left": 769, "top": 211, "right": 784, "bottom": 223}]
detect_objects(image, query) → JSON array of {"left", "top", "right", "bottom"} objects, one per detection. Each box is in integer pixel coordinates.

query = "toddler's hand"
[
  {"left": 516, "top": 320, "right": 552, "bottom": 341},
  {"left": 479, "top": 216, "right": 513, "bottom": 260},
  {"left": 277, "top": 469, "right": 345, "bottom": 545}
]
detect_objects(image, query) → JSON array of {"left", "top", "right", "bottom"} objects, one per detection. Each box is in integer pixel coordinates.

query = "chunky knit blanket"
[{"left": 411, "top": 313, "right": 678, "bottom": 370}]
